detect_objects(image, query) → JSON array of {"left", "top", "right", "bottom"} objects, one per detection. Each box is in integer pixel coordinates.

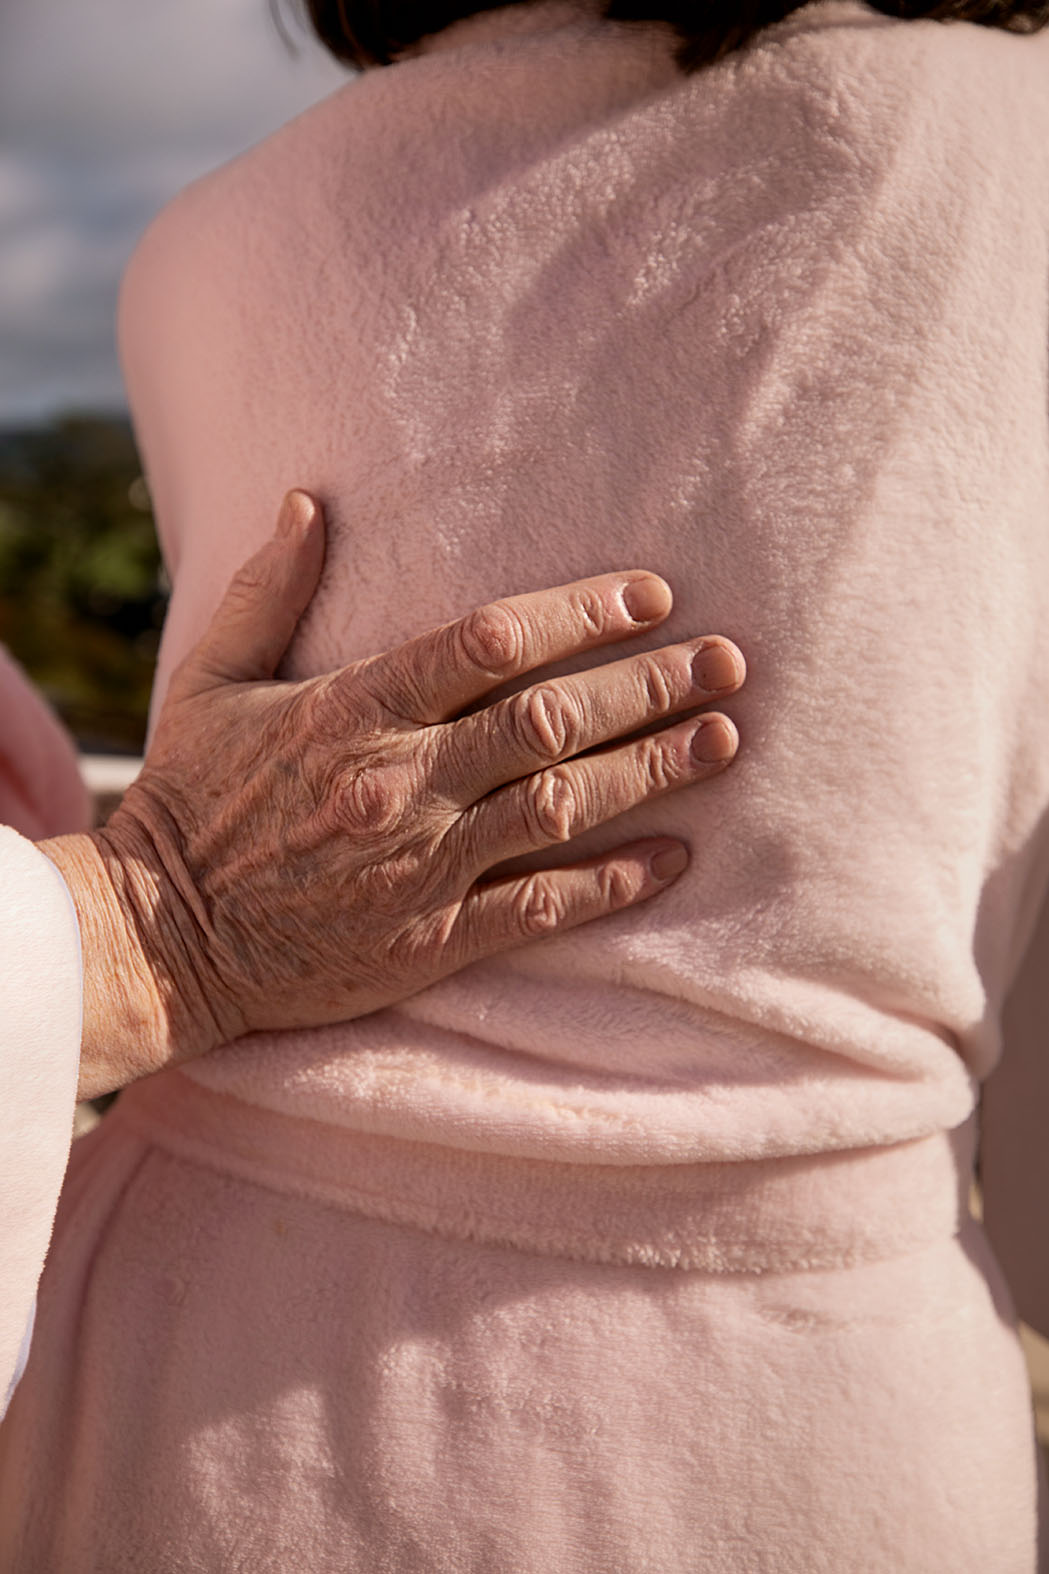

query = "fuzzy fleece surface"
[
  {"left": 120, "top": 0, "right": 1049, "bottom": 1177},
  {"left": 2, "top": 0, "right": 1049, "bottom": 1566}
]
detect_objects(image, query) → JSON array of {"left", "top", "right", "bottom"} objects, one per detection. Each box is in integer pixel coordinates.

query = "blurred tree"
[{"left": 0, "top": 413, "right": 167, "bottom": 753}]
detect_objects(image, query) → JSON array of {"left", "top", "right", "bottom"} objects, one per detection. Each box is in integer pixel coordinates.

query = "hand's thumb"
[{"left": 181, "top": 490, "right": 326, "bottom": 693}]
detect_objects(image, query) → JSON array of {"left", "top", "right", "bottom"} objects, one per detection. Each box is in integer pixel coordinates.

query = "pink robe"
[{"left": 3, "top": 1, "right": 1048, "bottom": 1566}]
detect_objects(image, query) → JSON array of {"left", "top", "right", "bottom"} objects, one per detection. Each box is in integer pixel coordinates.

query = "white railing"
[{"left": 80, "top": 754, "right": 142, "bottom": 824}]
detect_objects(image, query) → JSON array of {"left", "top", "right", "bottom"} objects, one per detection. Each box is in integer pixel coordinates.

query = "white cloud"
[{"left": 0, "top": 0, "right": 350, "bottom": 422}]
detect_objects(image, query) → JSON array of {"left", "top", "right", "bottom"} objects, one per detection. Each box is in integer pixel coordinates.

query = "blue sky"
[{"left": 0, "top": 0, "right": 348, "bottom": 423}]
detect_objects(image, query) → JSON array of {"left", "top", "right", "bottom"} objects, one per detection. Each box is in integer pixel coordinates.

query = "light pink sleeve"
[
  {"left": 980, "top": 869, "right": 1049, "bottom": 1340},
  {"left": 0, "top": 645, "right": 90, "bottom": 840},
  {"left": 0, "top": 827, "right": 82, "bottom": 1411}
]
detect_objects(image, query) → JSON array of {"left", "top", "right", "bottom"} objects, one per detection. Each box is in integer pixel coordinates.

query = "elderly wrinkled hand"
[{"left": 45, "top": 490, "right": 744, "bottom": 1099}]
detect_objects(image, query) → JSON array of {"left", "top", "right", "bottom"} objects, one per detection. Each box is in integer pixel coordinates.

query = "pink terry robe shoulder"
[{"left": 2, "top": 2, "right": 1048, "bottom": 1569}]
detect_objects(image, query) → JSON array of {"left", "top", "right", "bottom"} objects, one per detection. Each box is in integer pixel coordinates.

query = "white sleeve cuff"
[{"left": 0, "top": 826, "right": 82, "bottom": 1411}]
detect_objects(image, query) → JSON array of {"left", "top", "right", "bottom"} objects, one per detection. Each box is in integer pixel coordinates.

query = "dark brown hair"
[{"left": 302, "top": 0, "right": 1049, "bottom": 72}]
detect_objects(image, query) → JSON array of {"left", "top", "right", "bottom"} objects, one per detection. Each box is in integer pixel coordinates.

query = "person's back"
[
  {"left": 3, "top": 1, "right": 1049, "bottom": 1567},
  {"left": 123, "top": 0, "right": 1049, "bottom": 1166}
]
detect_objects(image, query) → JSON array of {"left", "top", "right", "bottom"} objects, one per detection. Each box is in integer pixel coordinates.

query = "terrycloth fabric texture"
[
  {"left": 108, "top": 1071, "right": 980, "bottom": 1271},
  {"left": 115, "top": 0, "right": 1049, "bottom": 1174},
  {"left": 0, "top": 829, "right": 82, "bottom": 1411},
  {"left": 0, "top": 1099, "right": 1042, "bottom": 1572},
  {"left": 3, "top": 0, "right": 1049, "bottom": 1567}
]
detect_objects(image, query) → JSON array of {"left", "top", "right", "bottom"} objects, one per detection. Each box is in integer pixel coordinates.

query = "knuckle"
[
  {"left": 523, "top": 766, "right": 578, "bottom": 844},
  {"left": 514, "top": 875, "right": 567, "bottom": 938},
  {"left": 570, "top": 585, "right": 607, "bottom": 639},
  {"left": 639, "top": 656, "right": 676, "bottom": 715},
  {"left": 639, "top": 736, "right": 683, "bottom": 794},
  {"left": 458, "top": 602, "right": 524, "bottom": 675},
  {"left": 510, "top": 685, "right": 579, "bottom": 761},
  {"left": 598, "top": 861, "right": 640, "bottom": 910},
  {"left": 334, "top": 762, "right": 411, "bottom": 834}
]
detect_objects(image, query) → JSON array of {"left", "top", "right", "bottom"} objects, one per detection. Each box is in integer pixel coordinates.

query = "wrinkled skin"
[{"left": 44, "top": 491, "right": 744, "bottom": 1099}]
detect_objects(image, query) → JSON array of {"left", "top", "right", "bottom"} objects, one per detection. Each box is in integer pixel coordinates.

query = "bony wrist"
[
  {"left": 99, "top": 793, "right": 237, "bottom": 1064},
  {"left": 40, "top": 816, "right": 224, "bottom": 1099}
]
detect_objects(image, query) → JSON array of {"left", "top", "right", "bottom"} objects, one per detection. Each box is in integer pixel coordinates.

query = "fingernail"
[
  {"left": 691, "top": 716, "right": 738, "bottom": 763},
  {"left": 278, "top": 490, "right": 314, "bottom": 538},
  {"left": 621, "top": 576, "right": 671, "bottom": 624},
  {"left": 692, "top": 642, "right": 743, "bottom": 694},
  {"left": 649, "top": 844, "right": 689, "bottom": 882}
]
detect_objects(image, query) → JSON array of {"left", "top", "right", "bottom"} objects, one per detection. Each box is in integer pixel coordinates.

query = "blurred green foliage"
[{"left": 0, "top": 413, "right": 167, "bottom": 753}]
